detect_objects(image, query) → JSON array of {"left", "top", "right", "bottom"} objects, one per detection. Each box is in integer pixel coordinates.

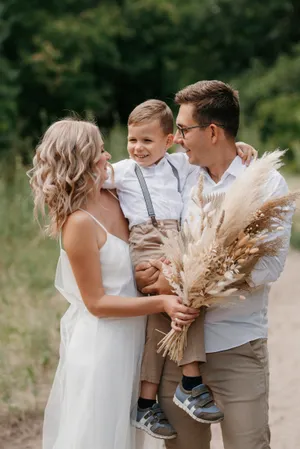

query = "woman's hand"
[
  {"left": 161, "top": 295, "right": 199, "bottom": 327},
  {"left": 236, "top": 142, "right": 258, "bottom": 166},
  {"left": 171, "top": 319, "right": 185, "bottom": 332}
]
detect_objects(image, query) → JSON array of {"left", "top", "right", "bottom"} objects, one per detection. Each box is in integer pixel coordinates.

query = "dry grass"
[{"left": 0, "top": 161, "right": 66, "bottom": 420}]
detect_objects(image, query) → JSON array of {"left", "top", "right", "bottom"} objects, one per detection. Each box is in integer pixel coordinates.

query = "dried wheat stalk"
[{"left": 158, "top": 151, "right": 298, "bottom": 363}]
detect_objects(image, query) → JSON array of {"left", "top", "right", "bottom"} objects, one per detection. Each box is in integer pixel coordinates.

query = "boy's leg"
[
  {"left": 178, "top": 309, "right": 205, "bottom": 394},
  {"left": 140, "top": 313, "right": 171, "bottom": 384},
  {"left": 202, "top": 339, "right": 270, "bottom": 449},
  {"left": 158, "top": 357, "right": 211, "bottom": 449},
  {"left": 174, "top": 309, "right": 224, "bottom": 424},
  {"left": 134, "top": 313, "right": 177, "bottom": 440},
  {"left": 179, "top": 307, "right": 206, "bottom": 366}
]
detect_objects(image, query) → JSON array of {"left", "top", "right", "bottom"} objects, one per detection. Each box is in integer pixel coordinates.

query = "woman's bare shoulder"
[
  {"left": 64, "top": 209, "right": 94, "bottom": 230},
  {"left": 63, "top": 210, "right": 104, "bottom": 253}
]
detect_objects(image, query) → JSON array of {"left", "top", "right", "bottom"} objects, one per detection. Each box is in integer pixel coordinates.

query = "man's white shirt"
[
  {"left": 105, "top": 152, "right": 196, "bottom": 229},
  {"left": 182, "top": 156, "right": 293, "bottom": 353}
]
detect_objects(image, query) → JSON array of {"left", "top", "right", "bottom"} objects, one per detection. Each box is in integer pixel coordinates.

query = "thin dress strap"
[{"left": 78, "top": 208, "right": 108, "bottom": 232}]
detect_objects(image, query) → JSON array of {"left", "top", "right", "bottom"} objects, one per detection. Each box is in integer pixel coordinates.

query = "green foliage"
[
  {"left": 285, "top": 175, "right": 300, "bottom": 250},
  {"left": 235, "top": 44, "right": 300, "bottom": 171},
  {"left": 0, "top": 2, "right": 19, "bottom": 156},
  {"left": 1, "top": 0, "right": 300, "bottom": 170},
  {"left": 104, "top": 122, "right": 128, "bottom": 162}
]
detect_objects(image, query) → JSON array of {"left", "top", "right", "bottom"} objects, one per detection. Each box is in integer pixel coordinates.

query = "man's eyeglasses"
[{"left": 176, "top": 123, "right": 226, "bottom": 139}]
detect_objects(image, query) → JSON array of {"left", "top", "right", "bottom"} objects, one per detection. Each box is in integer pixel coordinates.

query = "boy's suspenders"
[
  {"left": 134, "top": 159, "right": 181, "bottom": 227},
  {"left": 167, "top": 160, "right": 181, "bottom": 193}
]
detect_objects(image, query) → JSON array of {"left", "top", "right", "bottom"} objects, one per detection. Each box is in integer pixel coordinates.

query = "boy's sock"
[
  {"left": 138, "top": 397, "right": 157, "bottom": 410},
  {"left": 182, "top": 375, "right": 203, "bottom": 391}
]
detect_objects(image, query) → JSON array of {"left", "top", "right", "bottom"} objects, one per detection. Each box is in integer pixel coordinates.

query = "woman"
[{"left": 29, "top": 117, "right": 199, "bottom": 449}]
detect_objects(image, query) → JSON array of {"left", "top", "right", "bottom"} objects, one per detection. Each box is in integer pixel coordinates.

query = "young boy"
[{"left": 105, "top": 99, "right": 255, "bottom": 440}]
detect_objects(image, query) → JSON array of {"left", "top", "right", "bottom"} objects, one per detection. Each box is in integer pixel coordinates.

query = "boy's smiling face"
[{"left": 127, "top": 119, "right": 173, "bottom": 167}]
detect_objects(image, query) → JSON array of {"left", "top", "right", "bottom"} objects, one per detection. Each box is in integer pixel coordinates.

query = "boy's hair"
[
  {"left": 175, "top": 80, "right": 240, "bottom": 138},
  {"left": 128, "top": 99, "right": 174, "bottom": 135}
]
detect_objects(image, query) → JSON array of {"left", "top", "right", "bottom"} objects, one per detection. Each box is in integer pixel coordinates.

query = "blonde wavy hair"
[{"left": 28, "top": 117, "right": 105, "bottom": 238}]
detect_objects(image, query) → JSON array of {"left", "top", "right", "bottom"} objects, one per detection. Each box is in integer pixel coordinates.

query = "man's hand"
[
  {"left": 236, "top": 142, "right": 258, "bottom": 166},
  {"left": 142, "top": 268, "right": 173, "bottom": 295},
  {"left": 135, "top": 260, "right": 160, "bottom": 292}
]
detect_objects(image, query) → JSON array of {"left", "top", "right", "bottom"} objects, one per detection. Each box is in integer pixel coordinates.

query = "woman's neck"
[{"left": 84, "top": 188, "right": 110, "bottom": 215}]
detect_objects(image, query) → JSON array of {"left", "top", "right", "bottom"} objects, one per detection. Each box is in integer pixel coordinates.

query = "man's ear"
[
  {"left": 166, "top": 134, "right": 174, "bottom": 149},
  {"left": 210, "top": 124, "right": 218, "bottom": 144}
]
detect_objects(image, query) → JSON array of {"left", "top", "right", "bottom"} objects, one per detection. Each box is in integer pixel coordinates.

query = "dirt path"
[{"left": 3, "top": 250, "right": 300, "bottom": 449}]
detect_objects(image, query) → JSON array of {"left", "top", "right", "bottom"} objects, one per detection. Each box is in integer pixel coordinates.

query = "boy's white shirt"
[{"left": 104, "top": 152, "right": 197, "bottom": 229}]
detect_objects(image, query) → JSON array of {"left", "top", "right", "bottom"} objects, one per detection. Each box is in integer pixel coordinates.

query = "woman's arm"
[{"left": 63, "top": 212, "right": 198, "bottom": 325}]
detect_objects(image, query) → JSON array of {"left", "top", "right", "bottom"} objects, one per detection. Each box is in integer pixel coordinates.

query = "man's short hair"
[
  {"left": 128, "top": 99, "right": 174, "bottom": 135},
  {"left": 175, "top": 80, "right": 240, "bottom": 138}
]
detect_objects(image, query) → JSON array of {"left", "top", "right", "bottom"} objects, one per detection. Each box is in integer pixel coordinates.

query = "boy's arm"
[
  {"left": 102, "top": 165, "right": 116, "bottom": 190},
  {"left": 236, "top": 142, "right": 258, "bottom": 166},
  {"left": 102, "top": 159, "right": 129, "bottom": 190}
]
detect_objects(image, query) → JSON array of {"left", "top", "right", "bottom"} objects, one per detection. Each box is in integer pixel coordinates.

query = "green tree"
[
  {"left": 1, "top": 0, "right": 300, "bottom": 169},
  {"left": 235, "top": 44, "right": 300, "bottom": 171},
  {"left": 0, "top": 3, "right": 19, "bottom": 158}
]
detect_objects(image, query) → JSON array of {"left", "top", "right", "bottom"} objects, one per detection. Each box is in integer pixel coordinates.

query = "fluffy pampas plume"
[{"left": 158, "top": 150, "right": 298, "bottom": 363}]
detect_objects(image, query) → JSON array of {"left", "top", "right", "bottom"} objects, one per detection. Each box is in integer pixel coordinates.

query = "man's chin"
[{"left": 186, "top": 151, "right": 194, "bottom": 163}]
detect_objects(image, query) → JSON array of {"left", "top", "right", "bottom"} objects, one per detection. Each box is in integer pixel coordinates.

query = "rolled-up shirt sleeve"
[
  {"left": 248, "top": 172, "right": 295, "bottom": 287},
  {"left": 102, "top": 160, "right": 127, "bottom": 190}
]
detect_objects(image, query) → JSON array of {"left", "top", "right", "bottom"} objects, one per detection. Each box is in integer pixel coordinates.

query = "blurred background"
[{"left": 1, "top": 1, "right": 300, "bottom": 448}]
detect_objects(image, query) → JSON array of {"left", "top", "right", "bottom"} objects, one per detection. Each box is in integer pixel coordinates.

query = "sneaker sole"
[
  {"left": 131, "top": 420, "right": 177, "bottom": 440},
  {"left": 173, "top": 395, "right": 224, "bottom": 424}
]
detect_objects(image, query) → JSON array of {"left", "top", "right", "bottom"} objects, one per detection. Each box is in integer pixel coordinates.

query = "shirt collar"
[
  {"left": 138, "top": 155, "right": 167, "bottom": 171},
  {"left": 224, "top": 155, "right": 247, "bottom": 178},
  {"left": 199, "top": 155, "right": 247, "bottom": 183}
]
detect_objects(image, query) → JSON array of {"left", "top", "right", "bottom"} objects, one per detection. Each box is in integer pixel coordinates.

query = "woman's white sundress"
[{"left": 43, "top": 211, "right": 146, "bottom": 449}]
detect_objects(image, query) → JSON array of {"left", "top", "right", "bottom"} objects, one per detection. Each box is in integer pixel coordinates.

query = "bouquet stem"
[{"left": 157, "top": 323, "right": 190, "bottom": 362}]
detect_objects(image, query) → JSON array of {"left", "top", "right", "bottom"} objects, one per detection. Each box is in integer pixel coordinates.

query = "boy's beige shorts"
[
  {"left": 129, "top": 219, "right": 206, "bottom": 385},
  {"left": 129, "top": 219, "right": 180, "bottom": 268}
]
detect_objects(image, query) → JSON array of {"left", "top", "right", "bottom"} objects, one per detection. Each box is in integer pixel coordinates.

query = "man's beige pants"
[{"left": 158, "top": 337, "right": 270, "bottom": 449}]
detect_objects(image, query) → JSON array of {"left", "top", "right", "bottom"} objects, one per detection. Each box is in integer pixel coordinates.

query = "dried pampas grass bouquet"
[{"left": 158, "top": 150, "right": 298, "bottom": 363}]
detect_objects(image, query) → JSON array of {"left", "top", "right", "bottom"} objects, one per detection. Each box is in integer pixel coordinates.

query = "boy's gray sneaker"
[
  {"left": 173, "top": 382, "right": 224, "bottom": 424},
  {"left": 132, "top": 403, "right": 177, "bottom": 440}
]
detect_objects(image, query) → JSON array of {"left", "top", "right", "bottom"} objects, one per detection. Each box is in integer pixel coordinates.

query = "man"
[{"left": 136, "top": 80, "right": 293, "bottom": 449}]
